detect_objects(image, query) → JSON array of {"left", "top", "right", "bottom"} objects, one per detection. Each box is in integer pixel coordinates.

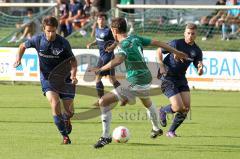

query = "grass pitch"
[{"left": 0, "top": 84, "right": 239, "bottom": 159}]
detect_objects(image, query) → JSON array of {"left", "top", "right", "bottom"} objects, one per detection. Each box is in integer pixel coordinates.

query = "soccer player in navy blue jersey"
[
  {"left": 157, "top": 23, "right": 204, "bottom": 138},
  {"left": 13, "top": 16, "right": 78, "bottom": 144},
  {"left": 87, "top": 12, "right": 121, "bottom": 106},
  {"left": 65, "top": 0, "right": 84, "bottom": 35}
]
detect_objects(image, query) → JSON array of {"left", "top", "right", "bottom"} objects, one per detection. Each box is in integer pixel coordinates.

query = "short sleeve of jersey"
[
  {"left": 24, "top": 35, "right": 39, "bottom": 49},
  {"left": 108, "top": 29, "right": 115, "bottom": 41},
  {"left": 64, "top": 40, "right": 74, "bottom": 58},
  {"left": 193, "top": 49, "right": 203, "bottom": 68},
  {"left": 162, "top": 40, "right": 177, "bottom": 54},
  {"left": 116, "top": 39, "right": 129, "bottom": 58},
  {"left": 137, "top": 35, "right": 152, "bottom": 46},
  {"left": 116, "top": 47, "right": 127, "bottom": 58}
]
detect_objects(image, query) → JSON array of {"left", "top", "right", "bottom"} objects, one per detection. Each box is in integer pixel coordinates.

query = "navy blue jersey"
[
  {"left": 25, "top": 33, "right": 74, "bottom": 79},
  {"left": 162, "top": 39, "right": 202, "bottom": 78},
  {"left": 69, "top": 2, "right": 83, "bottom": 16},
  {"left": 95, "top": 26, "right": 114, "bottom": 59}
]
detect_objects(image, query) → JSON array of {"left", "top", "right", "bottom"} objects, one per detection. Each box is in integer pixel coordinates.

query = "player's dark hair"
[
  {"left": 111, "top": 17, "right": 127, "bottom": 34},
  {"left": 42, "top": 16, "right": 58, "bottom": 28},
  {"left": 97, "top": 12, "right": 107, "bottom": 19},
  {"left": 186, "top": 23, "right": 197, "bottom": 30},
  {"left": 27, "top": 8, "right": 33, "bottom": 13}
]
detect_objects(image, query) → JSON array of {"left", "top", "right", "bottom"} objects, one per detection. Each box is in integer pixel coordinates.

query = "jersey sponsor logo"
[
  {"left": 96, "top": 37, "right": 104, "bottom": 42},
  {"left": 190, "top": 50, "right": 197, "bottom": 58},
  {"left": 39, "top": 52, "right": 60, "bottom": 59},
  {"left": 100, "top": 32, "right": 105, "bottom": 38},
  {"left": 52, "top": 48, "right": 64, "bottom": 55}
]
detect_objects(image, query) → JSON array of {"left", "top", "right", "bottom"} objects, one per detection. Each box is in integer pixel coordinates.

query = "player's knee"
[
  {"left": 49, "top": 100, "right": 60, "bottom": 108},
  {"left": 171, "top": 106, "right": 182, "bottom": 112},
  {"left": 98, "top": 98, "right": 105, "bottom": 107},
  {"left": 171, "top": 103, "right": 184, "bottom": 112}
]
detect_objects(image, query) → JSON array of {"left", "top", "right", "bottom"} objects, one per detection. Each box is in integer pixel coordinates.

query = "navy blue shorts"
[
  {"left": 97, "top": 56, "right": 115, "bottom": 76},
  {"left": 40, "top": 74, "right": 75, "bottom": 100},
  {"left": 160, "top": 76, "right": 190, "bottom": 98}
]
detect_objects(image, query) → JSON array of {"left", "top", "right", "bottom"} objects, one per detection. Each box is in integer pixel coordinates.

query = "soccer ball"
[{"left": 112, "top": 126, "right": 130, "bottom": 143}]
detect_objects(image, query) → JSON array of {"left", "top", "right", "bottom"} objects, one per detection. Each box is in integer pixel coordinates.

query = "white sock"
[
  {"left": 146, "top": 103, "right": 160, "bottom": 131},
  {"left": 100, "top": 106, "right": 112, "bottom": 138}
]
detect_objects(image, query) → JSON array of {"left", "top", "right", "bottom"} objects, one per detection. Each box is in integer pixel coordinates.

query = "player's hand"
[
  {"left": 87, "top": 67, "right": 101, "bottom": 74},
  {"left": 160, "top": 67, "right": 167, "bottom": 75},
  {"left": 197, "top": 63, "right": 204, "bottom": 75},
  {"left": 157, "top": 66, "right": 167, "bottom": 79},
  {"left": 71, "top": 76, "right": 78, "bottom": 85},
  {"left": 86, "top": 43, "right": 92, "bottom": 49},
  {"left": 13, "top": 60, "right": 21, "bottom": 68},
  {"left": 105, "top": 45, "right": 115, "bottom": 53}
]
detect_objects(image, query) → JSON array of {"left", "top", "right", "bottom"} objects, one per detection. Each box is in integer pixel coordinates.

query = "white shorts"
[{"left": 112, "top": 83, "right": 151, "bottom": 105}]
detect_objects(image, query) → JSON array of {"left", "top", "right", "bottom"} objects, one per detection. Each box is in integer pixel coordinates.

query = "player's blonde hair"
[{"left": 186, "top": 23, "right": 197, "bottom": 30}]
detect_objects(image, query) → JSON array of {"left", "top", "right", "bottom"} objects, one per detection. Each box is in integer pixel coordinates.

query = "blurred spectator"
[
  {"left": 65, "top": 0, "right": 84, "bottom": 36},
  {"left": 201, "top": 0, "right": 226, "bottom": 41},
  {"left": 90, "top": 0, "right": 105, "bottom": 37},
  {"left": 8, "top": 8, "right": 40, "bottom": 43},
  {"left": 90, "top": 0, "right": 104, "bottom": 17},
  {"left": 83, "top": 0, "right": 92, "bottom": 18},
  {"left": 79, "top": 0, "right": 92, "bottom": 27},
  {"left": 221, "top": 0, "right": 240, "bottom": 40},
  {"left": 57, "top": 0, "right": 69, "bottom": 37}
]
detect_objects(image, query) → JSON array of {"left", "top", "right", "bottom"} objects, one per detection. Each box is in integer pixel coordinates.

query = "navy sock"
[
  {"left": 169, "top": 112, "right": 187, "bottom": 132},
  {"left": 53, "top": 115, "right": 68, "bottom": 137},
  {"left": 113, "top": 81, "right": 120, "bottom": 88},
  {"left": 162, "top": 104, "right": 174, "bottom": 114},
  {"left": 62, "top": 113, "right": 69, "bottom": 121},
  {"left": 96, "top": 81, "right": 104, "bottom": 98}
]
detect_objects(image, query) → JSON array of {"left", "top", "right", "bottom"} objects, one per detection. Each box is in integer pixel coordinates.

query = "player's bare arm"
[
  {"left": 70, "top": 57, "right": 78, "bottom": 84},
  {"left": 86, "top": 40, "right": 97, "bottom": 49},
  {"left": 156, "top": 48, "right": 167, "bottom": 77},
  {"left": 13, "top": 43, "right": 26, "bottom": 68},
  {"left": 105, "top": 41, "right": 118, "bottom": 53},
  {"left": 197, "top": 61, "right": 204, "bottom": 76},
  {"left": 88, "top": 55, "right": 125, "bottom": 73}
]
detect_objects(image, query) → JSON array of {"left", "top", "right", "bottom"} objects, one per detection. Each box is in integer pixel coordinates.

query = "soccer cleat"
[
  {"left": 159, "top": 107, "right": 167, "bottom": 127},
  {"left": 150, "top": 129, "right": 163, "bottom": 139},
  {"left": 93, "top": 137, "right": 112, "bottom": 149},
  {"left": 119, "top": 99, "right": 128, "bottom": 106},
  {"left": 62, "top": 136, "right": 71, "bottom": 144},
  {"left": 166, "top": 131, "right": 177, "bottom": 138}
]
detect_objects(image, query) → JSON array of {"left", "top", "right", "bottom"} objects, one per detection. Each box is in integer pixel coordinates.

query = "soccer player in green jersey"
[{"left": 89, "top": 17, "right": 188, "bottom": 149}]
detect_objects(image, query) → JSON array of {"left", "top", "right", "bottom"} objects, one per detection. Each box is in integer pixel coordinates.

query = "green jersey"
[{"left": 117, "top": 35, "right": 152, "bottom": 85}]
